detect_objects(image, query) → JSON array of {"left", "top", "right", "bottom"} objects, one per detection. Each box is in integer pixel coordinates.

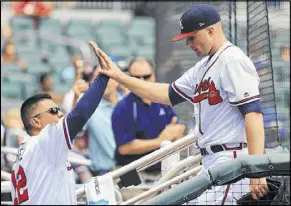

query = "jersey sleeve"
[
  {"left": 37, "top": 117, "right": 73, "bottom": 168},
  {"left": 171, "top": 67, "right": 197, "bottom": 103},
  {"left": 221, "top": 57, "right": 261, "bottom": 106}
]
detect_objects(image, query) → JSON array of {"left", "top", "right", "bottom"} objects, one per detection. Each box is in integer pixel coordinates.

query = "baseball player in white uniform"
[
  {"left": 91, "top": 3, "right": 269, "bottom": 205},
  {"left": 10, "top": 43, "right": 110, "bottom": 205}
]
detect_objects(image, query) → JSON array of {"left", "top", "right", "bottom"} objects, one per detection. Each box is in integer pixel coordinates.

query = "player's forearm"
[
  {"left": 118, "top": 74, "right": 171, "bottom": 105},
  {"left": 245, "top": 112, "right": 265, "bottom": 155},
  {"left": 66, "top": 74, "right": 109, "bottom": 140},
  {"left": 118, "top": 139, "right": 162, "bottom": 155}
]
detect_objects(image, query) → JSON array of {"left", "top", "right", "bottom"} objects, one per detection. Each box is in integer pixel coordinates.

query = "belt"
[{"left": 200, "top": 143, "right": 247, "bottom": 156}]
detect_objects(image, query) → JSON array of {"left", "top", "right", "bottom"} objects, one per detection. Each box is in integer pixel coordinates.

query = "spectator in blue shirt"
[
  {"left": 111, "top": 58, "right": 186, "bottom": 173},
  {"left": 84, "top": 67, "right": 123, "bottom": 176}
]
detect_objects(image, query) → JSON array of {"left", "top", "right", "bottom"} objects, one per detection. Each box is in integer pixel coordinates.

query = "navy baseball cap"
[{"left": 171, "top": 4, "right": 221, "bottom": 42}]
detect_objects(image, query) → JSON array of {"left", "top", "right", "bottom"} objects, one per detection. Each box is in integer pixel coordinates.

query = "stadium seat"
[
  {"left": 11, "top": 16, "right": 34, "bottom": 33},
  {"left": 68, "top": 33, "right": 95, "bottom": 42},
  {"left": 128, "top": 39, "right": 141, "bottom": 54},
  {"left": 66, "top": 19, "right": 93, "bottom": 35},
  {"left": 18, "top": 51, "right": 43, "bottom": 64},
  {"left": 129, "top": 17, "right": 155, "bottom": 29},
  {"left": 6, "top": 73, "right": 34, "bottom": 85},
  {"left": 128, "top": 17, "right": 155, "bottom": 38},
  {"left": 39, "top": 18, "right": 62, "bottom": 34},
  {"left": 27, "top": 63, "right": 51, "bottom": 76},
  {"left": 24, "top": 84, "right": 38, "bottom": 99},
  {"left": 1, "top": 82, "right": 23, "bottom": 100},
  {"left": 97, "top": 19, "right": 124, "bottom": 30},
  {"left": 54, "top": 82, "right": 72, "bottom": 94},
  {"left": 136, "top": 45, "right": 155, "bottom": 59},
  {"left": 107, "top": 45, "right": 132, "bottom": 61},
  {"left": 1, "top": 64, "right": 22, "bottom": 73},
  {"left": 96, "top": 31, "right": 126, "bottom": 47}
]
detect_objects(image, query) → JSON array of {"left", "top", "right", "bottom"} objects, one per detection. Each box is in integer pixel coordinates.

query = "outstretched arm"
[
  {"left": 89, "top": 41, "right": 172, "bottom": 106},
  {"left": 116, "top": 75, "right": 171, "bottom": 106},
  {"left": 65, "top": 43, "right": 109, "bottom": 140},
  {"left": 66, "top": 74, "right": 109, "bottom": 141}
]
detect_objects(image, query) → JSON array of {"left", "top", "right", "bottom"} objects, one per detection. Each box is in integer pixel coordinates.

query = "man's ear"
[
  {"left": 207, "top": 26, "right": 215, "bottom": 37},
  {"left": 29, "top": 118, "right": 42, "bottom": 129}
]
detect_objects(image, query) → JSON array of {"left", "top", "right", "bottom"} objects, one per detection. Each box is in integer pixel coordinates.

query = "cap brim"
[{"left": 171, "top": 30, "right": 198, "bottom": 42}]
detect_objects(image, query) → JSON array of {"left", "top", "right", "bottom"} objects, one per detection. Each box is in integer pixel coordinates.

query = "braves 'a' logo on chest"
[{"left": 194, "top": 77, "right": 223, "bottom": 105}]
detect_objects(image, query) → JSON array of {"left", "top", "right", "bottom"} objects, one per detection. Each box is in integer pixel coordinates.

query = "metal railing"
[
  {"left": 76, "top": 133, "right": 197, "bottom": 198},
  {"left": 121, "top": 155, "right": 202, "bottom": 205}
]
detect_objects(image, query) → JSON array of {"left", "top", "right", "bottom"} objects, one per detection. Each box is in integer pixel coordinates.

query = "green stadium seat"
[
  {"left": 18, "top": 51, "right": 43, "bottom": 64},
  {"left": 68, "top": 33, "right": 95, "bottom": 42},
  {"left": 24, "top": 84, "right": 38, "bottom": 99},
  {"left": 1, "top": 64, "right": 22, "bottom": 73},
  {"left": 39, "top": 18, "right": 62, "bottom": 34},
  {"left": 67, "top": 19, "right": 93, "bottom": 35},
  {"left": 54, "top": 82, "right": 72, "bottom": 94},
  {"left": 97, "top": 20, "right": 124, "bottom": 30},
  {"left": 11, "top": 16, "right": 34, "bottom": 33},
  {"left": 27, "top": 63, "right": 50, "bottom": 76},
  {"left": 107, "top": 45, "right": 132, "bottom": 61},
  {"left": 1, "top": 82, "right": 23, "bottom": 100},
  {"left": 96, "top": 31, "right": 126, "bottom": 46},
  {"left": 136, "top": 45, "right": 155, "bottom": 59},
  {"left": 6, "top": 74, "right": 34, "bottom": 85},
  {"left": 40, "top": 40, "right": 63, "bottom": 53},
  {"left": 128, "top": 17, "right": 155, "bottom": 39},
  {"left": 130, "top": 17, "right": 155, "bottom": 29}
]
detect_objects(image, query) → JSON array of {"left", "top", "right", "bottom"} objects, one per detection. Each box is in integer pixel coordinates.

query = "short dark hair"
[
  {"left": 39, "top": 73, "right": 51, "bottom": 85},
  {"left": 21, "top": 93, "right": 52, "bottom": 135}
]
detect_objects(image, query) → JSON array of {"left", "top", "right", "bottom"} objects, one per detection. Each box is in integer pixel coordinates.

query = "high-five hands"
[{"left": 89, "top": 41, "right": 124, "bottom": 81}]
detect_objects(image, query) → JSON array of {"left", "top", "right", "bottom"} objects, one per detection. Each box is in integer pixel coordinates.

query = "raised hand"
[{"left": 89, "top": 41, "right": 124, "bottom": 80}]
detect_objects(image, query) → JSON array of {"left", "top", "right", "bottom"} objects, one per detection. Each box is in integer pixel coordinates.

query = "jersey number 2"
[{"left": 11, "top": 166, "right": 29, "bottom": 205}]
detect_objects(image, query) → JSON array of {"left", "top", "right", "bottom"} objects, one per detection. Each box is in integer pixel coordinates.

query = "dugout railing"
[
  {"left": 144, "top": 153, "right": 290, "bottom": 205},
  {"left": 75, "top": 133, "right": 198, "bottom": 198}
]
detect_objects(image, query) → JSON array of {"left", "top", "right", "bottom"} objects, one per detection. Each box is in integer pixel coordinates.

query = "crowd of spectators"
[{"left": 1, "top": 38, "right": 187, "bottom": 185}]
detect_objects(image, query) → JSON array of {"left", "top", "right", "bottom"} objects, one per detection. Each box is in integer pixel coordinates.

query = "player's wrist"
[{"left": 118, "top": 71, "right": 129, "bottom": 83}]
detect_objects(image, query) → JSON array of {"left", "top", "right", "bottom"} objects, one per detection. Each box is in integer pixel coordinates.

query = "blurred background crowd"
[{"left": 1, "top": 1, "right": 290, "bottom": 187}]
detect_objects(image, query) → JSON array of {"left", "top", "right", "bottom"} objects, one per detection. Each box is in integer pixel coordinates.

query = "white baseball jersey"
[
  {"left": 172, "top": 41, "right": 260, "bottom": 149},
  {"left": 10, "top": 117, "right": 77, "bottom": 205}
]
